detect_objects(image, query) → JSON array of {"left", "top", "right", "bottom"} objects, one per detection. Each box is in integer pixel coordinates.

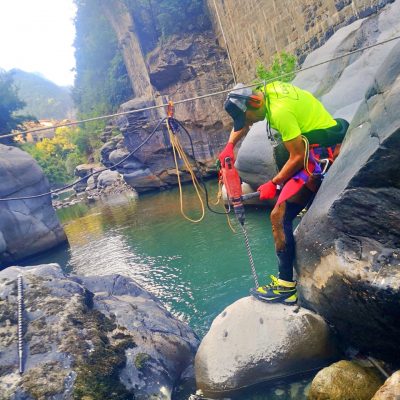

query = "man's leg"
[{"left": 250, "top": 183, "right": 317, "bottom": 303}]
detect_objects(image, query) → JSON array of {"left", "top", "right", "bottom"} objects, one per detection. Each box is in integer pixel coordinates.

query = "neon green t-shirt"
[{"left": 262, "top": 81, "right": 337, "bottom": 142}]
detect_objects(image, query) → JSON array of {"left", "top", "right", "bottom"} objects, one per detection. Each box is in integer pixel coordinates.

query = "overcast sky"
[{"left": 0, "top": 0, "right": 76, "bottom": 87}]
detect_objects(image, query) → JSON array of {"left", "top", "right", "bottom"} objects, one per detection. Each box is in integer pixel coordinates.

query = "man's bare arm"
[
  {"left": 272, "top": 136, "right": 305, "bottom": 185},
  {"left": 228, "top": 126, "right": 250, "bottom": 146}
]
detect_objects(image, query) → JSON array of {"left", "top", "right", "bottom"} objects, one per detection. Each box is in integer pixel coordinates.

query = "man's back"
[{"left": 263, "top": 81, "right": 337, "bottom": 141}]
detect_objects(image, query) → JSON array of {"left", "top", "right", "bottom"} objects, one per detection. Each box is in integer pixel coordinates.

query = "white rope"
[{"left": 212, "top": 0, "right": 237, "bottom": 85}]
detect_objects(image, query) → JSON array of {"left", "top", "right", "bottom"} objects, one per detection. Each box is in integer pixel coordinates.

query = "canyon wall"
[{"left": 207, "top": 0, "right": 395, "bottom": 82}]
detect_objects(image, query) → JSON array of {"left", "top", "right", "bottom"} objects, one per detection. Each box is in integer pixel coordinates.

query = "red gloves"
[
  {"left": 257, "top": 180, "right": 278, "bottom": 200},
  {"left": 218, "top": 142, "right": 235, "bottom": 167}
]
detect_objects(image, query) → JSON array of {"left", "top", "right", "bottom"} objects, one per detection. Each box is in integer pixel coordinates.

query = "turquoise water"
[
  {"left": 27, "top": 182, "right": 311, "bottom": 399},
  {"left": 56, "top": 183, "right": 277, "bottom": 338}
]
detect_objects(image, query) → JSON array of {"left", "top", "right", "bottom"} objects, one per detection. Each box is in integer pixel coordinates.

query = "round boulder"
[
  {"left": 195, "top": 297, "right": 339, "bottom": 397},
  {"left": 97, "top": 170, "right": 122, "bottom": 188},
  {"left": 0, "top": 145, "right": 67, "bottom": 265},
  {"left": 372, "top": 371, "right": 400, "bottom": 400},
  {"left": 309, "top": 360, "right": 384, "bottom": 400}
]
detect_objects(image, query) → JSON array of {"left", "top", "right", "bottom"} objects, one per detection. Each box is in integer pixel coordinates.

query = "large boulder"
[
  {"left": 295, "top": 32, "right": 400, "bottom": 362},
  {"left": 235, "top": 120, "right": 278, "bottom": 189},
  {"left": 0, "top": 264, "right": 199, "bottom": 399},
  {"left": 0, "top": 145, "right": 67, "bottom": 266},
  {"left": 308, "top": 360, "right": 384, "bottom": 400},
  {"left": 372, "top": 370, "right": 400, "bottom": 400},
  {"left": 195, "top": 297, "right": 339, "bottom": 397}
]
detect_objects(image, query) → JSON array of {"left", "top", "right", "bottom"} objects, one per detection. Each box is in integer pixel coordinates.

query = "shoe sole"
[{"left": 250, "top": 290, "right": 297, "bottom": 305}]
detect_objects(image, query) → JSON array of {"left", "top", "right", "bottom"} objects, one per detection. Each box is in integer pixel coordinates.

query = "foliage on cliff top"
[
  {"left": 256, "top": 52, "right": 297, "bottom": 83},
  {"left": 125, "top": 0, "right": 212, "bottom": 54},
  {"left": 21, "top": 124, "right": 103, "bottom": 185},
  {"left": 73, "top": 0, "right": 133, "bottom": 116}
]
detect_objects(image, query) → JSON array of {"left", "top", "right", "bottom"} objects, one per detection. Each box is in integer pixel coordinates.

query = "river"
[{"left": 25, "top": 182, "right": 311, "bottom": 399}]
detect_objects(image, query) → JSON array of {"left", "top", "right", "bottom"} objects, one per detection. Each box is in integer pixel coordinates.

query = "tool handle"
[{"left": 241, "top": 191, "right": 260, "bottom": 201}]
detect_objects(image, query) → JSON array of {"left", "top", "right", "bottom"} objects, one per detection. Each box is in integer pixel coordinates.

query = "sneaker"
[{"left": 250, "top": 275, "right": 297, "bottom": 304}]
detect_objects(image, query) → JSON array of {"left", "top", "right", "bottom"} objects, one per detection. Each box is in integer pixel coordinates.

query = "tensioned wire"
[
  {"left": 1, "top": 33, "right": 400, "bottom": 140},
  {"left": 1, "top": 33, "right": 400, "bottom": 201}
]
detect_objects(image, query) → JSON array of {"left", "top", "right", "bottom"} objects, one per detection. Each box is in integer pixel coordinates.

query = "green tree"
[
  {"left": 73, "top": 0, "right": 133, "bottom": 116},
  {"left": 126, "top": 0, "right": 211, "bottom": 53},
  {"left": 22, "top": 126, "right": 86, "bottom": 185},
  {"left": 256, "top": 52, "right": 297, "bottom": 83},
  {"left": 0, "top": 69, "right": 32, "bottom": 145}
]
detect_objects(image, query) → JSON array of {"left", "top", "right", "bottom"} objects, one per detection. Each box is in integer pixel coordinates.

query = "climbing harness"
[{"left": 17, "top": 274, "right": 24, "bottom": 375}]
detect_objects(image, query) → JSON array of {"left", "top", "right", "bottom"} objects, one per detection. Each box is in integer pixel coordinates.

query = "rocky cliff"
[
  {"left": 235, "top": 0, "right": 400, "bottom": 363},
  {"left": 97, "top": 0, "right": 233, "bottom": 192},
  {"left": 207, "top": 0, "right": 396, "bottom": 82},
  {"left": 93, "top": 0, "right": 398, "bottom": 194}
]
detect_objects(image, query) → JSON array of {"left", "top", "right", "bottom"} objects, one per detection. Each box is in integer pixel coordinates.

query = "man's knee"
[{"left": 270, "top": 203, "right": 285, "bottom": 227}]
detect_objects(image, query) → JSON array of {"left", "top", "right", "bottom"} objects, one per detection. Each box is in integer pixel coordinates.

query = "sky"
[{"left": 0, "top": 0, "right": 77, "bottom": 87}]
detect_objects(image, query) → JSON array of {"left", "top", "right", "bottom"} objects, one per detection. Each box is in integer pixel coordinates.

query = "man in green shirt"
[{"left": 219, "top": 81, "right": 348, "bottom": 304}]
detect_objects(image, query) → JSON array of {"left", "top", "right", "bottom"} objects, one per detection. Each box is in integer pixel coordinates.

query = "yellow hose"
[{"left": 166, "top": 118, "right": 205, "bottom": 223}]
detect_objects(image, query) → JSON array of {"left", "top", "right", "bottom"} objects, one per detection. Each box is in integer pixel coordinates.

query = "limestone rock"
[
  {"left": 0, "top": 145, "right": 67, "bottom": 266},
  {"left": 73, "top": 163, "right": 102, "bottom": 193},
  {"left": 100, "top": 32, "right": 233, "bottom": 193},
  {"left": 293, "top": 1, "right": 400, "bottom": 122},
  {"left": 308, "top": 360, "right": 384, "bottom": 400},
  {"left": 372, "top": 371, "right": 400, "bottom": 400},
  {"left": 97, "top": 170, "right": 122, "bottom": 188},
  {"left": 195, "top": 297, "right": 339, "bottom": 397},
  {"left": 235, "top": 120, "right": 278, "bottom": 189},
  {"left": 295, "top": 39, "right": 400, "bottom": 362},
  {"left": 236, "top": 1, "right": 400, "bottom": 193},
  {"left": 0, "top": 264, "right": 199, "bottom": 399}
]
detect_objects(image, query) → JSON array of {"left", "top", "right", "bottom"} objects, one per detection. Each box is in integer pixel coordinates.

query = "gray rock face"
[
  {"left": 293, "top": 1, "right": 400, "bottom": 121},
  {"left": 97, "top": 170, "right": 122, "bottom": 188},
  {"left": 73, "top": 163, "right": 102, "bottom": 193},
  {"left": 236, "top": 1, "right": 400, "bottom": 190},
  {"left": 100, "top": 32, "right": 233, "bottom": 193},
  {"left": 309, "top": 360, "right": 384, "bottom": 400},
  {"left": 294, "top": 21, "right": 400, "bottom": 362},
  {"left": 0, "top": 264, "right": 199, "bottom": 399},
  {"left": 372, "top": 370, "right": 400, "bottom": 400},
  {"left": 235, "top": 121, "right": 278, "bottom": 189},
  {"left": 195, "top": 297, "right": 339, "bottom": 397},
  {"left": 0, "top": 145, "right": 67, "bottom": 266}
]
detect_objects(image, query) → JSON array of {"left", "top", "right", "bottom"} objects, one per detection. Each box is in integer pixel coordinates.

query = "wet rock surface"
[
  {"left": 195, "top": 297, "right": 339, "bottom": 397},
  {"left": 308, "top": 360, "right": 384, "bottom": 400},
  {"left": 295, "top": 38, "right": 400, "bottom": 362},
  {"left": 0, "top": 264, "right": 199, "bottom": 399},
  {"left": 0, "top": 145, "right": 67, "bottom": 266},
  {"left": 372, "top": 370, "right": 400, "bottom": 400}
]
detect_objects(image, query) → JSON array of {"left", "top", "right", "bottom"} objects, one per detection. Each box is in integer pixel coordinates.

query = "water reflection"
[{"left": 55, "top": 185, "right": 277, "bottom": 338}]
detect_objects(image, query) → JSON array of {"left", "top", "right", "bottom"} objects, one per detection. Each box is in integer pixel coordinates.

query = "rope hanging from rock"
[{"left": 166, "top": 116, "right": 205, "bottom": 223}]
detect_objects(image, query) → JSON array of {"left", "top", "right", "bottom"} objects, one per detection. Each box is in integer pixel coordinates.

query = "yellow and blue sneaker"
[{"left": 250, "top": 275, "right": 297, "bottom": 304}]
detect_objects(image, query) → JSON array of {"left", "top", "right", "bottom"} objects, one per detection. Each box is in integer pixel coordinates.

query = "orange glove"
[
  {"left": 218, "top": 142, "right": 235, "bottom": 167},
  {"left": 257, "top": 180, "right": 278, "bottom": 200}
]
